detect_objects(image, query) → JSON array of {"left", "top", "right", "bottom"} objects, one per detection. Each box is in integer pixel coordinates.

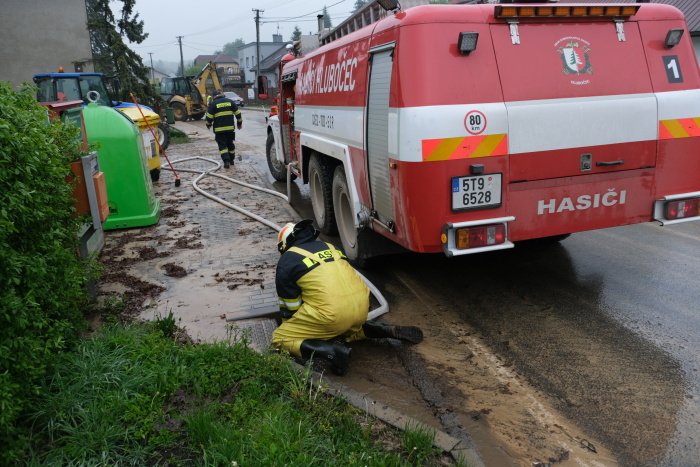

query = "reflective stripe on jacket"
[
  {"left": 205, "top": 96, "right": 242, "bottom": 133},
  {"left": 276, "top": 240, "right": 369, "bottom": 319}
]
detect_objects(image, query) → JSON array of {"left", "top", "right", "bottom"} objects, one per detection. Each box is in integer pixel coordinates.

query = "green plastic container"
[
  {"left": 165, "top": 107, "right": 175, "bottom": 124},
  {"left": 82, "top": 102, "right": 160, "bottom": 230}
]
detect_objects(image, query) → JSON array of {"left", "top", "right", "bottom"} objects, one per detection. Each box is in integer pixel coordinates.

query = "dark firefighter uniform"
[
  {"left": 205, "top": 91, "right": 242, "bottom": 167},
  {"left": 272, "top": 223, "right": 369, "bottom": 358}
]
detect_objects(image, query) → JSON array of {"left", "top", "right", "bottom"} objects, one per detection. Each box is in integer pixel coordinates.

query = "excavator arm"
[{"left": 192, "top": 61, "right": 223, "bottom": 105}]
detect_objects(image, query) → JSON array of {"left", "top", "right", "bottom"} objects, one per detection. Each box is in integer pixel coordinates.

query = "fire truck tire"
[
  {"left": 266, "top": 132, "right": 287, "bottom": 182},
  {"left": 171, "top": 102, "right": 187, "bottom": 121},
  {"left": 309, "top": 154, "right": 337, "bottom": 235},
  {"left": 332, "top": 165, "right": 359, "bottom": 262}
]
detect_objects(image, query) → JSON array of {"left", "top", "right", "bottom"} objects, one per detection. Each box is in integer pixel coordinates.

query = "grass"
[
  {"left": 168, "top": 126, "right": 189, "bottom": 144},
  {"left": 25, "top": 320, "right": 460, "bottom": 466}
]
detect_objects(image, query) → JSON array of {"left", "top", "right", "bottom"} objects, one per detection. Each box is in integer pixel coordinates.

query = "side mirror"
[{"left": 258, "top": 75, "right": 269, "bottom": 100}]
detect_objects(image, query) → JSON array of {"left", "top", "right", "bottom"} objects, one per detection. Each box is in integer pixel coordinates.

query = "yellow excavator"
[{"left": 160, "top": 61, "right": 222, "bottom": 121}]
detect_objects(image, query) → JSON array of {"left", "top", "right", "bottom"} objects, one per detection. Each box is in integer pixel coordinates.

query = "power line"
[
  {"left": 262, "top": 15, "right": 350, "bottom": 25},
  {"left": 185, "top": 40, "right": 227, "bottom": 48},
  {"left": 182, "top": 43, "right": 217, "bottom": 54},
  {"left": 261, "top": 0, "right": 348, "bottom": 23},
  {"left": 131, "top": 40, "right": 177, "bottom": 50}
]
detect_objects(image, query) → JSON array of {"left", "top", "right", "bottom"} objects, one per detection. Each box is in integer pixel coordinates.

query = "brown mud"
[{"left": 95, "top": 126, "right": 676, "bottom": 466}]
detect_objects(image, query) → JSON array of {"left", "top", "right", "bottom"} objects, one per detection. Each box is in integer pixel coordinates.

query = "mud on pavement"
[
  {"left": 96, "top": 130, "right": 293, "bottom": 346},
  {"left": 96, "top": 120, "right": 627, "bottom": 466}
]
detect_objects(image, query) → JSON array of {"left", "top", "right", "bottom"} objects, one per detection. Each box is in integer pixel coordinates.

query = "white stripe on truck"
[{"left": 294, "top": 90, "right": 700, "bottom": 162}]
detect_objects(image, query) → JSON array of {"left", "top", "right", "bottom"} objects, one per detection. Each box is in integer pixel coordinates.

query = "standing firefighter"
[
  {"left": 272, "top": 219, "right": 424, "bottom": 375},
  {"left": 205, "top": 89, "right": 242, "bottom": 168}
]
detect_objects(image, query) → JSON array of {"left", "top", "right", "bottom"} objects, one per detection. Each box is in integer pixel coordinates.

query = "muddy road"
[{"left": 188, "top": 111, "right": 700, "bottom": 466}]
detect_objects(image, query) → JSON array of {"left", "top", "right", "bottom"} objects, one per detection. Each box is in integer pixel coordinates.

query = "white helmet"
[
  {"left": 277, "top": 222, "right": 296, "bottom": 253},
  {"left": 277, "top": 219, "right": 318, "bottom": 253}
]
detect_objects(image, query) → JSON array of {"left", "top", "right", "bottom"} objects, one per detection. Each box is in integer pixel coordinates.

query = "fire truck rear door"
[
  {"left": 489, "top": 20, "right": 657, "bottom": 182},
  {"left": 366, "top": 44, "right": 395, "bottom": 226}
]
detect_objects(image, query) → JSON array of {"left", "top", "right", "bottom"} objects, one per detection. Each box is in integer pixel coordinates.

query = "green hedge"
[{"left": 0, "top": 82, "right": 90, "bottom": 462}]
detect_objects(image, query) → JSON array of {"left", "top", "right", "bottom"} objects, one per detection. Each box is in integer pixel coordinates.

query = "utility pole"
[
  {"left": 177, "top": 36, "right": 185, "bottom": 77},
  {"left": 148, "top": 52, "right": 155, "bottom": 83},
  {"left": 253, "top": 9, "right": 263, "bottom": 96}
]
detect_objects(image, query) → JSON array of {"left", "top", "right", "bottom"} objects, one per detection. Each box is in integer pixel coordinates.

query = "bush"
[{"left": 0, "top": 82, "right": 90, "bottom": 462}]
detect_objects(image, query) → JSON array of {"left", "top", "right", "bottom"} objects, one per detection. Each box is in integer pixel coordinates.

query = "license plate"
[{"left": 451, "top": 173, "right": 502, "bottom": 211}]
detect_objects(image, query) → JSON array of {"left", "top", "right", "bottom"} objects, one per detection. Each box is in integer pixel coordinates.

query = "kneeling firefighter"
[{"left": 271, "top": 219, "right": 424, "bottom": 375}]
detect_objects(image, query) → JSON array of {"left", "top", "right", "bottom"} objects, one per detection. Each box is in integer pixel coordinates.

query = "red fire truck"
[{"left": 262, "top": 1, "right": 700, "bottom": 263}]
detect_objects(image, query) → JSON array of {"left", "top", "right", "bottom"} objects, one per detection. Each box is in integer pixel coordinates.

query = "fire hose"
[{"left": 163, "top": 156, "right": 389, "bottom": 321}]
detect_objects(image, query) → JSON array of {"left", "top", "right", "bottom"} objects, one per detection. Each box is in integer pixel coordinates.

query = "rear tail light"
[
  {"left": 455, "top": 224, "right": 505, "bottom": 250},
  {"left": 495, "top": 4, "right": 639, "bottom": 19},
  {"left": 621, "top": 6, "right": 639, "bottom": 16},
  {"left": 665, "top": 198, "right": 700, "bottom": 220}
]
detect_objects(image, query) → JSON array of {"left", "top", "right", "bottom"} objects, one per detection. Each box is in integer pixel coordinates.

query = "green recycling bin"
[
  {"left": 165, "top": 107, "right": 175, "bottom": 124},
  {"left": 82, "top": 102, "right": 160, "bottom": 230}
]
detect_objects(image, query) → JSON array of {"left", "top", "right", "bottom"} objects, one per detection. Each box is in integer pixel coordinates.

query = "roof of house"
[
  {"left": 239, "top": 41, "right": 286, "bottom": 51},
  {"left": 258, "top": 44, "right": 291, "bottom": 73},
  {"left": 194, "top": 53, "right": 239, "bottom": 65},
  {"left": 662, "top": 0, "right": 700, "bottom": 32},
  {"left": 152, "top": 68, "right": 170, "bottom": 78}
]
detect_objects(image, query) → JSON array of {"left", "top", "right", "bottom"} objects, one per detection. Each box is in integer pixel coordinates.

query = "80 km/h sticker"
[{"left": 464, "top": 110, "right": 487, "bottom": 135}]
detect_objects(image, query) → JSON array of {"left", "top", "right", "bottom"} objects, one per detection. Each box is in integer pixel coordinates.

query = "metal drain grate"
[{"left": 228, "top": 318, "right": 277, "bottom": 353}]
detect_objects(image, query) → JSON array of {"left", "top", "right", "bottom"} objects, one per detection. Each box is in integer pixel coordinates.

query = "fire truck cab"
[{"left": 265, "top": 1, "right": 700, "bottom": 264}]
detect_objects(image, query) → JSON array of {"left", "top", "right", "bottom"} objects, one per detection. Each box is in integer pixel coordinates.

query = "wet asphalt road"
[
  {"left": 236, "top": 109, "right": 700, "bottom": 465},
  {"left": 560, "top": 223, "right": 700, "bottom": 465},
  {"left": 378, "top": 223, "right": 700, "bottom": 466}
]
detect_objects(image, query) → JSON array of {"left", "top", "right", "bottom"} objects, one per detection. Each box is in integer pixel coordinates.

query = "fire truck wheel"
[
  {"left": 171, "top": 102, "right": 187, "bottom": 121},
  {"left": 332, "top": 165, "right": 359, "bottom": 262},
  {"left": 266, "top": 132, "right": 287, "bottom": 182},
  {"left": 308, "top": 154, "right": 337, "bottom": 235}
]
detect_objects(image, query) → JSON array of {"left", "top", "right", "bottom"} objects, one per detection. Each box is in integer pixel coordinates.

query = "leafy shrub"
[
  {"left": 0, "top": 82, "right": 90, "bottom": 462},
  {"left": 167, "top": 126, "right": 189, "bottom": 144}
]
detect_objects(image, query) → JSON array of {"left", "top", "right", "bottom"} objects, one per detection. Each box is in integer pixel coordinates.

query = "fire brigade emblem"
[{"left": 557, "top": 38, "right": 592, "bottom": 75}]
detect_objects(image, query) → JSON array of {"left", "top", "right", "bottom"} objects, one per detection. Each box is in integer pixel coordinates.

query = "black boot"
[
  {"left": 300, "top": 339, "right": 351, "bottom": 376},
  {"left": 363, "top": 321, "right": 424, "bottom": 344}
]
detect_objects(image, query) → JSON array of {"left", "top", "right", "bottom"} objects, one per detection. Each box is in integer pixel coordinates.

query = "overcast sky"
[{"left": 124, "top": 0, "right": 355, "bottom": 66}]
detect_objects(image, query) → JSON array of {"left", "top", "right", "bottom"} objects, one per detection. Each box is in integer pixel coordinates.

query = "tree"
[
  {"left": 223, "top": 39, "right": 245, "bottom": 58},
  {"left": 86, "top": 0, "right": 157, "bottom": 103},
  {"left": 291, "top": 26, "right": 302, "bottom": 42},
  {"left": 353, "top": 0, "right": 367, "bottom": 11},
  {"left": 184, "top": 61, "right": 201, "bottom": 77},
  {"left": 322, "top": 6, "right": 332, "bottom": 29}
]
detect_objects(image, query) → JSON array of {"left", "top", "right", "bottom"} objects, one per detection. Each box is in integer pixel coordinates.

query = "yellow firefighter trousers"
[{"left": 272, "top": 245, "right": 370, "bottom": 357}]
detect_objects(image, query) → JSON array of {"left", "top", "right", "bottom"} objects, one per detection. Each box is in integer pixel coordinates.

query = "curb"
[{"left": 310, "top": 370, "right": 485, "bottom": 466}]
